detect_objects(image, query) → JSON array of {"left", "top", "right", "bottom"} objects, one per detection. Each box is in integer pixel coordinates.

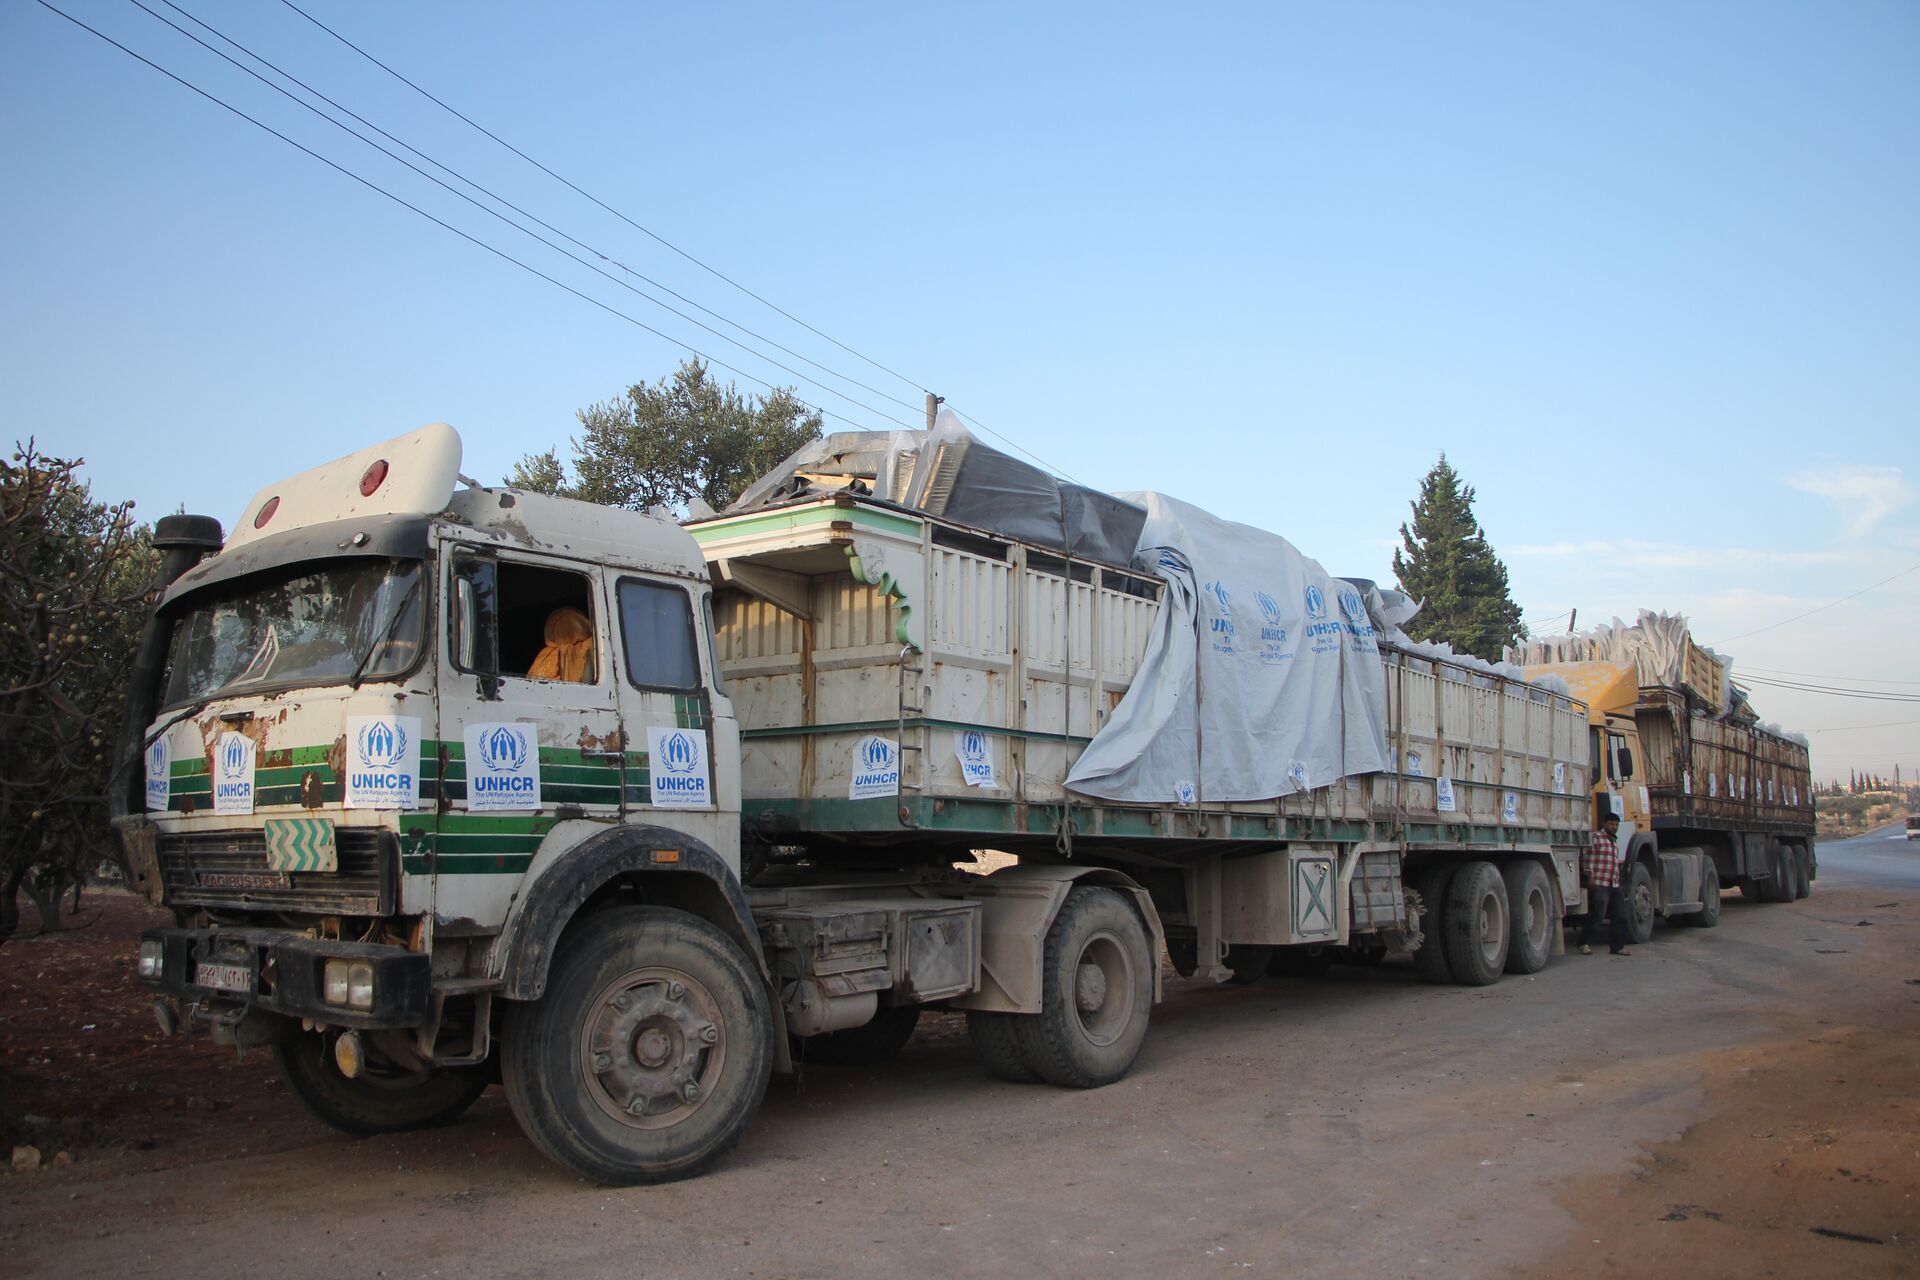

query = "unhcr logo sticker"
[
  {"left": 344, "top": 715, "right": 422, "bottom": 810},
  {"left": 953, "top": 730, "right": 997, "bottom": 789},
  {"left": 145, "top": 738, "right": 170, "bottom": 812},
  {"left": 464, "top": 723, "right": 541, "bottom": 812},
  {"left": 211, "top": 731, "right": 255, "bottom": 816},
  {"left": 647, "top": 726, "right": 712, "bottom": 809},
  {"left": 849, "top": 735, "right": 899, "bottom": 800}
]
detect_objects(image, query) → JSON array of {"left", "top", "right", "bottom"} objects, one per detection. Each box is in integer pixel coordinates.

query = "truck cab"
[{"left": 117, "top": 425, "right": 777, "bottom": 1183}]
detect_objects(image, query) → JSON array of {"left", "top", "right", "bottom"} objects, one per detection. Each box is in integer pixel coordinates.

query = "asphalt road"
[
  {"left": 5, "top": 848, "right": 1916, "bottom": 1279},
  {"left": 1816, "top": 819, "right": 1920, "bottom": 891}
]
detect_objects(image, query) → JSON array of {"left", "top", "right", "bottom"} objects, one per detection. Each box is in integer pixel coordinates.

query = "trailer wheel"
[
  {"left": 1764, "top": 843, "right": 1795, "bottom": 903},
  {"left": 1408, "top": 864, "right": 1457, "bottom": 985},
  {"left": 1689, "top": 859, "right": 1721, "bottom": 928},
  {"left": 275, "top": 1034, "right": 487, "bottom": 1137},
  {"left": 1792, "top": 846, "right": 1812, "bottom": 900},
  {"left": 1225, "top": 944, "right": 1273, "bottom": 984},
  {"left": 1442, "top": 861, "right": 1510, "bottom": 986},
  {"left": 791, "top": 1004, "right": 921, "bottom": 1067},
  {"left": 965, "top": 1011, "right": 1041, "bottom": 1083},
  {"left": 501, "top": 906, "right": 772, "bottom": 1185},
  {"left": 1624, "top": 861, "right": 1656, "bottom": 945},
  {"left": 1500, "top": 860, "right": 1553, "bottom": 975},
  {"left": 1012, "top": 886, "right": 1153, "bottom": 1088}
]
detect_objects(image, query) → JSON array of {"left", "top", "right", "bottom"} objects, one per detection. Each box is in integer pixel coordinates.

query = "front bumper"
[{"left": 139, "top": 928, "right": 430, "bottom": 1029}]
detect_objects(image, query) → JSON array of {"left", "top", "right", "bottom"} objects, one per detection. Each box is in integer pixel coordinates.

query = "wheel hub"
[
  {"left": 582, "top": 969, "right": 724, "bottom": 1128},
  {"left": 1075, "top": 960, "right": 1108, "bottom": 1013}
]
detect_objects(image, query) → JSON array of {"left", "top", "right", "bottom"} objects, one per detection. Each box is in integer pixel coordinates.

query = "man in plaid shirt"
[{"left": 1578, "top": 811, "right": 1631, "bottom": 956}]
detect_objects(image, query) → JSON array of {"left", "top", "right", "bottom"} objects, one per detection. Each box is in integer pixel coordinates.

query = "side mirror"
[{"left": 1618, "top": 746, "right": 1635, "bottom": 780}]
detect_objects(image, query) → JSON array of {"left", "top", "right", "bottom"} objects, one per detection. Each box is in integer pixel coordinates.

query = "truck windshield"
[{"left": 162, "top": 560, "right": 426, "bottom": 708}]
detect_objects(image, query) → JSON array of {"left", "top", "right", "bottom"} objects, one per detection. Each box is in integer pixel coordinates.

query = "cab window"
[
  {"left": 617, "top": 578, "right": 699, "bottom": 691},
  {"left": 452, "top": 553, "right": 599, "bottom": 689}
]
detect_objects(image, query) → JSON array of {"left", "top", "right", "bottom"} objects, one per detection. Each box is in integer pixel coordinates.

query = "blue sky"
[{"left": 4, "top": 1, "right": 1916, "bottom": 778}]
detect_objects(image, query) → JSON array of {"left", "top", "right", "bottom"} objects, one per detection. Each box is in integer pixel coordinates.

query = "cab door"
[
  {"left": 434, "top": 547, "right": 625, "bottom": 919},
  {"left": 605, "top": 572, "right": 738, "bottom": 867}
]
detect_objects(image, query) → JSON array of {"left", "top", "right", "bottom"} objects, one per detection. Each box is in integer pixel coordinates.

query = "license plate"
[{"left": 195, "top": 961, "right": 253, "bottom": 993}]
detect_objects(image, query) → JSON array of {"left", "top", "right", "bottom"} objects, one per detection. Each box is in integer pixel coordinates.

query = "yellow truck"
[{"left": 1517, "top": 619, "right": 1815, "bottom": 941}]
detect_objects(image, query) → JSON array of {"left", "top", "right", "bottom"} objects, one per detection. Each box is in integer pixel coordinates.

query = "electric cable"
[
  {"left": 32, "top": 0, "right": 894, "bottom": 434},
  {"left": 120, "top": 0, "right": 919, "bottom": 431},
  {"left": 273, "top": 0, "right": 1083, "bottom": 484},
  {"left": 1719, "top": 563, "right": 1920, "bottom": 642},
  {"left": 275, "top": 0, "right": 925, "bottom": 395},
  {"left": 153, "top": 0, "right": 931, "bottom": 421}
]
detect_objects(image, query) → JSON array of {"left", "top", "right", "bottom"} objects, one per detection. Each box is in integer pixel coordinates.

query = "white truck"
[{"left": 115, "top": 424, "right": 1595, "bottom": 1184}]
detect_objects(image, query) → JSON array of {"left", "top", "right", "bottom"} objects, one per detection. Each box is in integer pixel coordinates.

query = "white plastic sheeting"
[{"left": 1065, "top": 493, "right": 1392, "bottom": 804}]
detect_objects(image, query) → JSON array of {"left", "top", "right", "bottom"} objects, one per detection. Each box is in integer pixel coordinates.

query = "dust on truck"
[
  {"left": 1513, "top": 613, "right": 1816, "bottom": 940},
  {"left": 115, "top": 423, "right": 1595, "bottom": 1185}
]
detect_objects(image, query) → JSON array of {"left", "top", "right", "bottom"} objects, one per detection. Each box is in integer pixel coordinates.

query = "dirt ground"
[{"left": 2, "top": 849, "right": 1916, "bottom": 1278}]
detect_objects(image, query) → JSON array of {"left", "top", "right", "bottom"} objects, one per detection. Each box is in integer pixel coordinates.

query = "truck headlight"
[
  {"left": 138, "top": 940, "right": 165, "bottom": 979},
  {"left": 323, "top": 959, "right": 375, "bottom": 1010}
]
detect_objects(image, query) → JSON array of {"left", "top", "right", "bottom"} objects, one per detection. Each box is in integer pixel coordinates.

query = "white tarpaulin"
[{"left": 1065, "top": 493, "right": 1391, "bottom": 804}]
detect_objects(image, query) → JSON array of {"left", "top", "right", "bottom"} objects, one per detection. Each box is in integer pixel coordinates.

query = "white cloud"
[{"left": 1786, "top": 464, "right": 1914, "bottom": 538}]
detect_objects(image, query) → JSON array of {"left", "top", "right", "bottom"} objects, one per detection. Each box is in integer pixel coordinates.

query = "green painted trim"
[
  {"left": 688, "top": 502, "right": 922, "bottom": 544},
  {"left": 843, "top": 545, "right": 915, "bottom": 649},
  {"left": 743, "top": 718, "right": 1094, "bottom": 746}
]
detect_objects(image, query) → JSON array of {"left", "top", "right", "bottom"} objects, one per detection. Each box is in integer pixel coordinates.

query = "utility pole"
[
  {"left": 1566, "top": 607, "right": 1577, "bottom": 635},
  {"left": 925, "top": 392, "right": 943, "bottom": 430}
]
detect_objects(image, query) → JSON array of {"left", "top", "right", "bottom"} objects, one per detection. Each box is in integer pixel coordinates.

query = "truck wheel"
[
  {"left": 1765, "top": 843, "right": 1795, "bottom": 903},
  {"left": 1409, "top": 864, "right": 1457, "bottom": 985},
  {"left": 275, "top": 1034, "right": 487, "bottom": 1137},
  {"left": 1225, "top": 944, "right": 1273, "bottom": 984},
  {"left": 1792, "top": 846, "right": 1812, "bottom": 900},
  {"left": 1624, "top": 861, "right": 1656, "bottom": 944},
  {"left": 1500, "top": 860, "right": 1553, "bottom": 975},
  {"left": 1442, "top": 861, "right": 1510, "bottom": 986},
  {"left": 1012, "top": 886, "right": 1153, "bottom": 1088},
  {"left": 965, "top": 1010, "right": 1041, "bottom": 1083},
  {"left": 1690, "top": 859, "right": 1721, "bottom": 928},
  {"left": 501, "top": 906, "right": 773, "bottom": 1185},
  {"left": 792, "top": 1005, "right": 921, "bottom": 1067}
]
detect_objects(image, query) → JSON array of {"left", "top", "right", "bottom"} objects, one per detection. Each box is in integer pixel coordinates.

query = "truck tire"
[
  {"left": 1624, "top": 860, "right": 1656, "bottom": 945},
  {"left": 1409, "top": 864, "right": 1457, "bottom": 985},
  {"left": 1689, "top": 859, "right": 1721, "bottom": 928},
  {"left": 1792, "top": 846, "right": 1812, "bottom": 900},
  {"left": 1500, "top": 860, "right": 1553, "bottom": 975},
  {"left": 501, "top": 906, "right": 773, "bottom": 1185},
  {"left": 1011, "top": 886, "right": 1153, "bottom": 1088},
  {"left": 1225, "top": 944, "right": 1273, "bottom": 984},
  {"left": 791, "top": 1004, "right": 920, "bottom": 1067},
  {"left": 965, "top": 1011, "right": 1041, "bottom": 1083},
  {"left": 1442, "top": 861, "right": 1510, "bottom": 986},
  {"left": 275, "top": 1034, "right": 487, "bottom": 1137},
  {"left": 1764, "top": 843, "right": 1795, "bottom": 903}
]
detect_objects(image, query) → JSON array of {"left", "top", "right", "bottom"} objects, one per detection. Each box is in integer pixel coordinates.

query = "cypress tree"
[{"left": 1390, "top": 454, "right": 1525, "bottom": 661}]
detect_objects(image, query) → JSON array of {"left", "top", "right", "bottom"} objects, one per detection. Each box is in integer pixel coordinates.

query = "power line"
[
  {"left": 272, "top": 0, "right": 1084, "bottom": 486},
  {"left": 152, "top": 0, "right": 928, "bottom": 422},
  {"left": 1739, "top": 664, "right": 1920, "bottom": 687},
  {"left": 1800, "top": 718, "right": 1920, "bottom": 733},
  {"left": 125, "top": 0, "right": 919, "bottom": 431},
  {"left": 1736, "top": 675, "right": 1920, "bottom": 703},
  {"left": 275, "top": 0, "right": 926, "bottom": 396},
  {"left": 1719, "top": 562, "right": 1920, "bottom": 642},
  {"left": 33, "top": 0, "right": 895, "bottom": 435}
]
